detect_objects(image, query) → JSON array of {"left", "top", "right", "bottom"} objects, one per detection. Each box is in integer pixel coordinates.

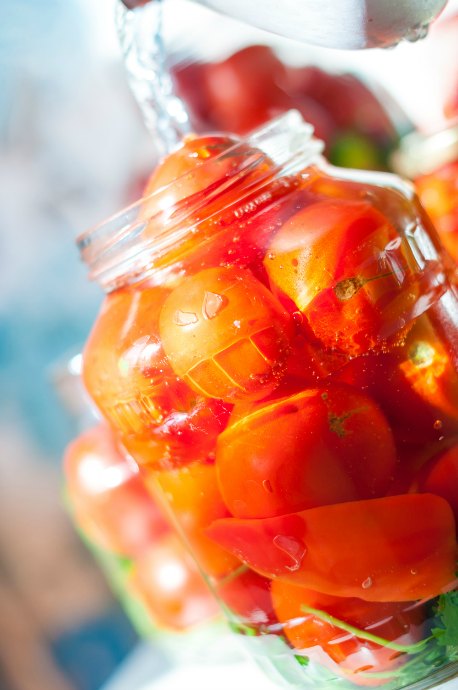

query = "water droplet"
[
  {"left": 273, "top": 535, "right": 306, "bottom": 572},
  {"left": 203, "top": 291, "right": 225, "bottom": 319},
  {"left": 410, "top": 569, "right": 418, "bottom": 576},
  {"left": 405, "top": 23, "right": 429, "bottom": 44},
  {"left": 174, "top": 310, "right": 198, "bottom": 326},
  {"left": 433, "top": 420, "right": 443, "bottom": 430},
  {"left": 262, "top": 479, "right": 273, "bottom": 493},
  {"left": 362, "top": 577, "right": 373, "bottom": 590}
]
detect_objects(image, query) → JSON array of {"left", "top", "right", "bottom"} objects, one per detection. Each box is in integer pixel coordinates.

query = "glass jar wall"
[{"left": 78, "top": 112, "right": 458, "bottom": 690}]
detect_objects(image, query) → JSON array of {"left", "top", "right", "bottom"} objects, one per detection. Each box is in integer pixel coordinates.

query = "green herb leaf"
[{"left": 432, "top": 590, "right": 458, "bottom": 659}]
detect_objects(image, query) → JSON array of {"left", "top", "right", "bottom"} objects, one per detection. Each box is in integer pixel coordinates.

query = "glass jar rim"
[{"left": 77, "top": 111, "right": 324, "bottom": 292}]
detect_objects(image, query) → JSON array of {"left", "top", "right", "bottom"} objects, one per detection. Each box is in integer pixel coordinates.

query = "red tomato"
[
  {"left": 216, "top": 568, "right": 277, "bottom": 630},
  {"left": 64, "top": 425, "right": 168, "bottom": 557},
  {"left": 145, "top": 462, "right": 241, "bottom": 578},
  {"left": 159, "top": 266, "right": 293, "bottom": 402},
  {"left": 141, "top": 134, "right": 274, "bottom": 225},
  {"left": 415, "top": 444, "right": 458, "bottom": 529},
  {"left": 284, "top": 67, "right": 397, "bottom": 146},
  {"left": 271, "top": 581, "right": 424, "bottom": 687},
  {"left": 201, "top": 46, "right": 287, "bottom": 135},
  {"left": 216, "top": 384, "right": 397, "bottom": 518},
  {"left": 206, "top": 494, "right": 456, "bottom": 602},
  {"left": 264, "top": 199, "right": 419, "bottom": 355},
  {"left": 140, "top": 134, "right": 301, "bottom": 274},
  {"left": 131, "top": 532, "right": 218, "bottom": 631},
  {"left": 83, "top": 286, "right": 229, "bottom": 469}
]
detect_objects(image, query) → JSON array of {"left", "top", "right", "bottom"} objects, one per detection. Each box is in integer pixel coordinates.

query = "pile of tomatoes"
[
  {"left": 172, "top": 45, "right": 400, "bottom": 170},
  {"left": 64, "top": 424, "right": 219, "bottom": 631},
  {"left": 81, "top": 131, "right": 458, "bottom": 687}
]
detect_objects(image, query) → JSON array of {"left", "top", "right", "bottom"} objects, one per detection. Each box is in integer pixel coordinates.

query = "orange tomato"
[
  {"left": 145, "top": 462, "right": 241, "bottom": 578},
  {"left": 264, "top": 199, "right": 418, "bottom": 355},
  {"left": 83, "top": 285, "right": 229, "bottom": 469},
  {"left": 131, "top": 532, "right": 218, "bottom": 631},
  {"left": 64, "top": 425, "right": 167, "bottom": 557},
  {"left": 216, "top": 384, "right": 397, "bottom": 518},
  {"left": 271, "top": 581, "right": 424, "bottom": 687},
  {"left": 159, "top": 266, "right": 293, "bottom": 402}
]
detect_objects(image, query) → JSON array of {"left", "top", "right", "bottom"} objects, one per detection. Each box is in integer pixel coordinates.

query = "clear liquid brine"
[{"left": 79, "top": 117, "right": 458, "bottom": 689}]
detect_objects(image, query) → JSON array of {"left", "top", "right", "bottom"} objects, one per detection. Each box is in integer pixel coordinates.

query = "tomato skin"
[
  {"left": 159, "top": 266, "right": 293, "bottom": 402},
  {"left": 64, "top": 425, "right": 168, "bottom": 557},
  {"left": 131, "top": 532, "right": 218, "bottom": 631},
  {"left": 216, "top": 384, "right": 397, "bottom": 518},
  {"left": 271, "top": 581, "right": 424, "bottom": 687},
  {"left": 145, "top": 462, "right": 241, "bottom": 578},
  {"left": 414, "top": 445, "right": 458, "bottom": 530},
  {"left": 264, "top": 199, "right": 418, "bottom": 355},
  {"left": 206, "top": 494, "right": 456, "bottom": 602}
]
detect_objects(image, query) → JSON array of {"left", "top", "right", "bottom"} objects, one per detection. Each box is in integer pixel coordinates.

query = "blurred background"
[{"left": 0, "top": 1, "right": 457, "bottom": 689}]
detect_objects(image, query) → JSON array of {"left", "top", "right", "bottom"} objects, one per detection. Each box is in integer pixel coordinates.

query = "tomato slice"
[
  {"left": 64, "top": 425, "right": 168, "bottom": 557},
  {"left": 159, "top": 266, "right": 293, "bottom": 402},
  {"left": 216, "top": 384, "right": 397, "bottom": 518},
  {"left": 145, "top": 462, "right": 241, "bottom": 578},
  {"left": 206, "top": 494, "right": 456, "bottom": 602},
  {"left": 271, "top": 581, "right": 424, "bottom": 687},
  {"left": 131, "top": 532, "right": 218, "bottom": 631},
  {"left": 264, "top": 199, "right": 419, "bottom": 355}
]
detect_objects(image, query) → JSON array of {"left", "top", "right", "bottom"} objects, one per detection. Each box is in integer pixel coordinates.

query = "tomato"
[
  {"left": 64, "top": 425, "right": 168, "bottom": 557},
  {"left": 415, "top": 161, "right": 458, "bottom": 265},
  {"left": 131, "top": 532, "right": 218, "bottom": 631},
  {"left": 271, "top": 581, "right": 424, "bottom": 687},
  {"left": 216, "top": 384, "right": 397, "bottom": 518},
  {"left": 201, "top": 46, "right": 287, "bottom": 135},
  {"left": 83, "top": 285, "right": 229, "bottom": 469},
  {"left": 122, "top": 396, "right": 231, "bottom": 471},
  {"left": 141, "top": 133, "right": 274, "bottom": 226},
  {"left": 284, "top": 67, "right": 397, "bottom": 147},
  {"left": 264, "top": 199, "right": 419, "bottom": 355},
  {"left": 216, "top": 568, "right": 277, "bottom": 630},
  {"left": 414, "top": 444, "right": 458, "bottom": 529},
  {"left": 206, "top": 494, "right": 456, "bottom": 602},
  {"left": 335, "top": 315, "right": 458, "bottom": 447},
  {"left": 140, "top": 133, "right": 301, "bottom": 274},
  {"left": 159, "top": 266, "right": 293, "bottom": 402},
  {"left": 144, "top": 462, "right": 241, "bottom": 578}
]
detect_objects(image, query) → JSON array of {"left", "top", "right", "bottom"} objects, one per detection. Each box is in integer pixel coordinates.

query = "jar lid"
[{"left": 391, "top": 121, "right": 458, "bottom": 178}]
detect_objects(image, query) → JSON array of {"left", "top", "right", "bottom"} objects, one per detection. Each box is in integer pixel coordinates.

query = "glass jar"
[
  {"left": 392, "top": 122, "right": 458, "bottom": 265},
  {"left": 78, "top": 111, "right": 458, "bottom": 690}
]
